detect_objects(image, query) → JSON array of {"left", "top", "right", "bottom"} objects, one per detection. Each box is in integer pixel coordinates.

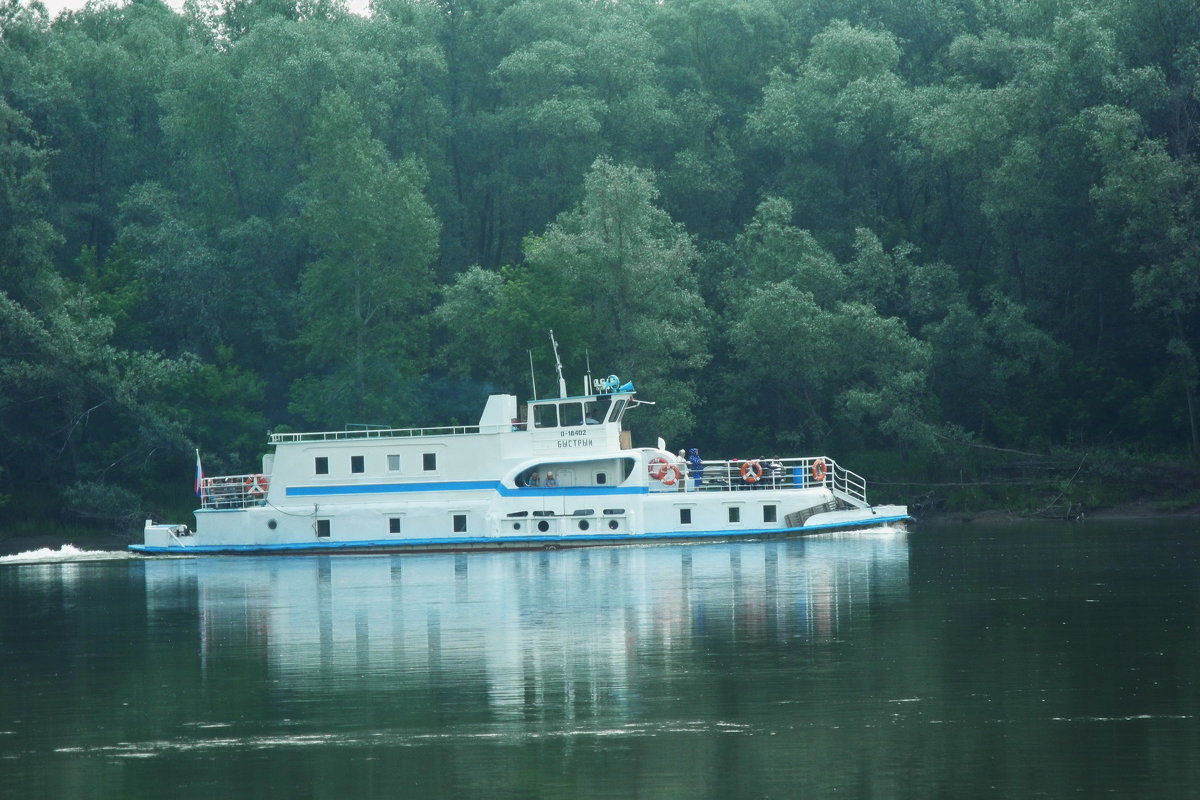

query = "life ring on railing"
[
  {"left": 648, "top": 456, "right": 670, "bottom": 480},
  {"left": 740, "top": 460, "right": 763, "bottom": 483},
  {"left": 811, "top": 458, "right": 828, "bottom": 483},
  {"left": 660, "top": 464, "right": 681, "bottom": 486},
  {"left": 245, "top": 474, "right": 269, "bottom": 496}
]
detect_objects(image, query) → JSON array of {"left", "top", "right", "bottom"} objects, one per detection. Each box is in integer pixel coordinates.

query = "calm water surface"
[{"left": 1, "top": 522, "right": 1198, "bottom": 798}]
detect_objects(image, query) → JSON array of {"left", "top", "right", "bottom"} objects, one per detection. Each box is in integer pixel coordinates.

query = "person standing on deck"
[
  {"left": 688, "top": 448, "right": 703, "bottom": 489},
  {"left": 676, "top": 450, "right": 688, "bottom": 492}
]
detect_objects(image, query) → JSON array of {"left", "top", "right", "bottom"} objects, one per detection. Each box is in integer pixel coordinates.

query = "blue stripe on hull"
[
  {"left": 129, "top": 515, "right": 911, "bottom": 555},
  {"left": 285, "top": 482, "right": 647, "bottom": 498}
]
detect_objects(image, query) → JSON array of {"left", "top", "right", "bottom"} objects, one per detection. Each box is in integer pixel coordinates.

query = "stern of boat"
[{"left": 137, "top": 520, "right": 197, "bottom": 551}]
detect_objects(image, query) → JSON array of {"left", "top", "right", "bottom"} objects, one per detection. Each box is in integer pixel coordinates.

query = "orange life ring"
[
  {"left": 648, "top": 456, "right": 669, "bottom": 480},
  {"left": 245, "top": 474, "right": 268, "bottom": 496},
  {"left": 811, "top": 458, "right": 827, "bottom": 482},
  {"left": 740, "top": 460, "right": 763, "bottom": 483},
  {"left": 660, "top": 464, "right": 681, "bottom": 486}
]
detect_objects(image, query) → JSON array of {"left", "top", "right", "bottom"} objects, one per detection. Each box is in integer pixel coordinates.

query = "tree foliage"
[{"left": 2, "top": 0, "right": 1199, "bottom": 527}]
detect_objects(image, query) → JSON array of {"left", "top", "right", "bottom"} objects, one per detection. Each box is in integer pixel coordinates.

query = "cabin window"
[
  {"left": 351, "top": 455, "right": 365, "bottom": 474},
  {"left": 763, "top": 505, "right": 777, "bottom": 523},
  {"left": 603, "top": 508, "right": 625, "bottom": 515},
  {"left": 452, "top": 514, "right": 467, "bottom": 533},
  {"left": 316, "top": 519, "right": 331, "bottom": 538},
  {"left": 387, "top": 454, "right": 401, "bottom": 472},
  {"left": 560, "top": 401, "right": 584, "bottom": 427},
  {"left": 595, "top": 472, "right": 607, "bottom": 485},
  {"left": 389, "top": 517, "right": 401, "bottom": 534},
  {"left": 680, "top": 508, "right": 692, "bottom": 525},
  {"left": 573, "top": 509, "right": 594, "bottom": 516},
  {"left": 729, "top": 507, "right": 741, "bottom": 523},
  {"left": 423, "top": 453, "right": 437, "bottom": 471},
  {"left": 315, "top": 456, "right": 329, "bottom": 475},
  {"left": 533, "top": 404, "right": 558, "bottom": 428}
]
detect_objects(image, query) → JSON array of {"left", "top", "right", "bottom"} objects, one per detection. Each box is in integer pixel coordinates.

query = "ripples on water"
[{"left": 1, "top": 523, "right": 1197, "bottom": 799}]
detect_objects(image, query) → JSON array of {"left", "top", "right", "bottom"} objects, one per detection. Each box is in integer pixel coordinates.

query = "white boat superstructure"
[{"left": 135, "top": 371, "right": 910, "bottom": 555}]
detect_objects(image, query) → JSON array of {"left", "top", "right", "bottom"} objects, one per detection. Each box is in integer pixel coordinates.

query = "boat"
[{"left": 134, "top": 343, "right": 910, "bottom": 555}]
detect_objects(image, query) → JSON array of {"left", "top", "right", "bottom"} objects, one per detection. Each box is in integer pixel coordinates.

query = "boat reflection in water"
[{"left": 144, "top": 532, "right": 909, "bottom": 707}]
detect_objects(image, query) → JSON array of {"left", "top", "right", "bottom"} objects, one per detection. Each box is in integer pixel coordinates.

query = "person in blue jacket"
[{"left": 687, "top": 448, "right": 703, "bottom": 489}]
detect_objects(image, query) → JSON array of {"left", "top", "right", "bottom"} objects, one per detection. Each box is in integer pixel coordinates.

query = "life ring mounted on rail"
[
  {"left": 811, "top": 458, "right": 828, "bottom": 483},
  {"left": 648, "top": 456, "right": 669, "bottom": 480},
  {"left": 244, "top": 474, "right": 270, "bottom": 496},
  {"left": 648, "top": 456, "right": 681, "bottom": 486},
  {"left": 660, "top": 464, "right": 681, "bottom": 486},
  {"left": 740, "top": 460, "right": 763, "bottom": 483}
]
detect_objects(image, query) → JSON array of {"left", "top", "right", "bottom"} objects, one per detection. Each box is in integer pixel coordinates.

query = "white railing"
[
  {"left": 199, "top": 474, "right": 269, "bottom": 509},
  {"left": 665, "top": 457, "right": 868, "bottom": 505},
  {"left": 269, "top": 425, "right": 483, "bottom": 444}
]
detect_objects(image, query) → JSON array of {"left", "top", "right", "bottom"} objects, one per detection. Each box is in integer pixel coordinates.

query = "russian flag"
[{"left": 194, "top": 449, "right": 204, "bottom": 497}]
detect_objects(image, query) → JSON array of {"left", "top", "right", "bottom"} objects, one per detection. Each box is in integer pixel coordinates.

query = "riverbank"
[{"left": 917, "top": 498, "right": 1200, "bottom": 526}]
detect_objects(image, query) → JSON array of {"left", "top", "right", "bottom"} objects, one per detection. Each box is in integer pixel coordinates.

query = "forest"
[{"left": 1, "top": 0, "right": 1198, "bottom": 534}]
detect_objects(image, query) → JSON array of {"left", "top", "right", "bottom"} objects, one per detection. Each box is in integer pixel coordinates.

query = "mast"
[{"left": 549, "top": 330, "right": 567, "bottom": 398}]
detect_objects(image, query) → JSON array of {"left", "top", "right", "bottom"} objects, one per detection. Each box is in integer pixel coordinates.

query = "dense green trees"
[{"left": 1, "top": 0, "right": 1198, "bottom": 527}]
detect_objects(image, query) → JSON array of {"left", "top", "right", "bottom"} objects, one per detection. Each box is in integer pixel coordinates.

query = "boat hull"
[{"left": 132, "top": 508, "right": 910, "bottom": 556}]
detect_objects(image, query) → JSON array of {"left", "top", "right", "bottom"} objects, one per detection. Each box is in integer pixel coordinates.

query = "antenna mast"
[
  {"left": 549, "top": 330, "right": 567, "bottom": 398},
  {"left": 528, "top": 349, "right": 538, "bottom": 399}
]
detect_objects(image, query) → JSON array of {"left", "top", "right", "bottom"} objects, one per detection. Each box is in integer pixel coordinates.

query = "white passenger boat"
[{"left": 134, "top": 355, "right": 910, "bottom": 555}]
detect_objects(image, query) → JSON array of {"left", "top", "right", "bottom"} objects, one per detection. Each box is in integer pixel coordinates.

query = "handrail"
[
  {"left": 665, "top": 456, "right": 868, "bottom": 505},
  {"left": 198, "top": 474, "right": 269, "bottom": 510},
  {"left": 270, "top": 425, "right": 483, "bottom": 444}
]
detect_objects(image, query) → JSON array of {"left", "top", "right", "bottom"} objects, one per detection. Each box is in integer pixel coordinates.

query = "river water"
[{"left": 1, "top": 521, "right": 1197, "bottom": 798}]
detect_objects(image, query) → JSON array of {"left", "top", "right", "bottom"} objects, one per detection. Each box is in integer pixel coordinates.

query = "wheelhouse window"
[
  {"left": 316, "top": 519, "right": 331, "bottom": 538},
  {"left": 387, "top": 454, "right": 401, "bottom": 472},
  {"left": 423, "top": 453, "right": 437, "bottom": 471},
  {"left": 607, "top": 399, "right": 627, "bottom": 423},
  {"left": 351, "top": 455, "right": 365, "bottom": 474},
  {"left": 560, "top": 402, "right": 584, "bottom": 427},
  {"left": 533, "top": 404, "right": 558, "bottom": 428},
  {"left": 315, "top": 457, "right": 329, "bottom": 475}
]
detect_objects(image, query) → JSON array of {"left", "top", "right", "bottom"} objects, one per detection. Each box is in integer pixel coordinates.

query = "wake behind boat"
[{"left": 135, "top": 347, "right": 910, "bottom": 556}]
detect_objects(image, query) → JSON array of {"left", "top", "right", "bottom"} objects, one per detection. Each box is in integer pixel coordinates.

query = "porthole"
[
  {"left": 513, "top": 522, "right": 521, "bottom": 531},
  {"left": 608, "top": 520, "right": 619, "bottom": 530},
  {"left": 578, "top": 520, "right": 589, "bottom": 531},
  {"left": 537, "top": 520, "right": 550, "bottom": 533},
  {"left": 267, "top": 519, "right": 277, "bottom": 530}
]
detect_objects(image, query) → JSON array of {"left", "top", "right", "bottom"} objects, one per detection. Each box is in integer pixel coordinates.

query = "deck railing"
[
  {"left": 667, "top": 457, "right": 867, "bottom": 505},
  {"left": 269, "top": 425, "right": 484, "bottom": 444},
  {"left": 198, "top": 474, "right": 269, "bottom": 510}
]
